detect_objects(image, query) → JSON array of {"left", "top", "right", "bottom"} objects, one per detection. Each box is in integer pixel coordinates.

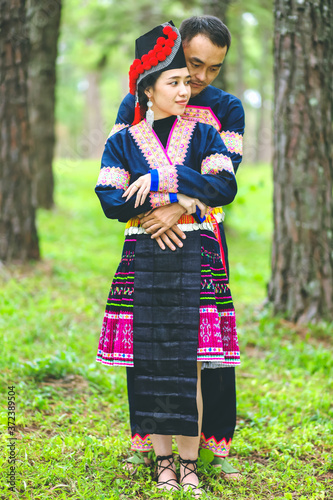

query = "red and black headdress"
[{"left": 129, "top": 21, "right": 187, "bottom": 125}]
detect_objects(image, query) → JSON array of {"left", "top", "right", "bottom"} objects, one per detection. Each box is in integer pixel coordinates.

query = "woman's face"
[{"left": 145, "top": 67, "right": 191, "bottom": 120}]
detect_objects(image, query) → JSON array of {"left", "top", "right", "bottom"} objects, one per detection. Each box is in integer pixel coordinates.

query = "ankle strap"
[
  {"left": 156, "top": 454, "right": 174, "bottom": 462},
  {"left": 179, "top": 457, "right": 198, "bottom": 465},
  {"left": 179, "top": 455, "right": 198, "bottom": 480}
]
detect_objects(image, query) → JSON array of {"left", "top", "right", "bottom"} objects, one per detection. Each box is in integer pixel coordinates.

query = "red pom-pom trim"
[
  {"left": 169, "top": 31, "right": 178, "bottom": 41},
  {"left": 163, "top": 46, "right": 172, "bottom": 56},
  {"left": 156, "top": 52, "right": 166, "bottom": 62},
  {"left": 141, "top": 54, "right": 149, "bottom": 63},
  {"left": 163, "top": 25, "right": 173, "bottom": 35},
  {"left": 148, "top": 50, "right": 155, "bottom": 57},
  {"left": 137, "top": 65, "right": 144, "bottom": 74},
  {"left": 132, "top": 58, "right": 141, "bottom": 68},
  {"left": 154, "top": 44, "right": 163, "bottom": 53},
  {"left": 131, "top": 70, "right": 139, "bottom": 79},
  {"left": 157, "top": 37, "right": 166, "bottom": 46},
  {"left": 165, "top": 39, "right": 174, "bottom": 48},
  {"left": 143, "top": 62, "right": 152, "bottom": 70},
  {"left": 150, "top": 56, "right": 158, "bottom": 66}
]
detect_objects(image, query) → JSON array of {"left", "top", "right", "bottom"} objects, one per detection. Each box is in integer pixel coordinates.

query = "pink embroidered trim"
[
  {"left": 167, "top": 119, "right": 196, "bottom": 166},
  {"left": 131, "top": 434, "right": 154, "bottom": 452},
  {"left": 200, "top": 433, "right": 232, "bottom": 458},
  {"left": 108, "top": 123, "right": 129, "bottom": 138},
  {"left": 157, "top": 165, "right": 178, "bottom": 193},
  {"left": 220, "top": 131, "right": 243, "bottom": 155},
  {"left": 129, "top": 120, "right": 171, "bottom": 171},
  {"left": 201, "top": 153, "right": 235, "bottom": 176},
  {"left": 149, "top": 192, "right": 171, "bottom": 208},
  {"left": 96, "top": 166, "right": 130, "bottom": 189},
  {"left": 183, "top": 106, "right": 221, "bottom": 131}
]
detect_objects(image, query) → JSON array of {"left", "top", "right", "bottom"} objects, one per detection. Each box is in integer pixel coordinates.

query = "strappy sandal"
[
  {"left": 179, "top": 456, "right": 204, "bottom": 497},
  {"left": 155, "top": 454, "right": 180, "bottom": 491}
]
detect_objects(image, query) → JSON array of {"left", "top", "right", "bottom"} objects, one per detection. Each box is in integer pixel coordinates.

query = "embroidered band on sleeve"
[
  {"left": 96, "top": 166, "right": 130, "bottom": 190},
  {"left": 156, "top": 165, "right": 178, "bottom": 193},
  {"left": 201, "top": 153, "right": 235, "bottom": 176},
  {"left": 107, "top": 123, "right": 129, "bottom": 138},
  {"left": 220, "top": 131, "right": 243, "bottom": 155},
  {"left": 149, "top": 192, "right": 171, "bottom": 208}
]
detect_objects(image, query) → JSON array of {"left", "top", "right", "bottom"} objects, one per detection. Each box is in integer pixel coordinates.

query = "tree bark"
[
  {"left": 27, "top": 0, "right": 62, "bottom": 209},
  {"left": 0, "top": 0, "right": 39, "bottom": 261},
  {"left": 268, "top": 0, "right": 333, "bottom": 322}
]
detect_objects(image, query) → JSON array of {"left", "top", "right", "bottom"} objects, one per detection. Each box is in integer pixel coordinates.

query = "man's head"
[{"left": 180, "top": 16, "right": 231, "bottom": 97}]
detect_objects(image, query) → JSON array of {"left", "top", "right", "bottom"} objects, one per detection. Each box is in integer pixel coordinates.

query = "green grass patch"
[{"left": 0, "top": 160, "right": 332, "bottom": 499}]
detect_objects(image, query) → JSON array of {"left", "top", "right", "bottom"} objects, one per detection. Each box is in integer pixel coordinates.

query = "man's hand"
[{"left": 139, "top": 203, "right": 186, "bottom": 251}]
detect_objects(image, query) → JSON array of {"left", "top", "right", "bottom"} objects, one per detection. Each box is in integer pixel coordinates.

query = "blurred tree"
[
  {"left": 57, "top": 0, "right": 201, "bottom": 158},
  {"left": 201, "top": 0, "right": 231, "bottom": 90},
  {"left": 0, "top": 0, "right": 39, "bottom": 261},
  {"left": 268, "top": 0, "right": 333, "bottom": 322},
  {"left": 27, "top": 0, "right": 62, "bottom": 209}
]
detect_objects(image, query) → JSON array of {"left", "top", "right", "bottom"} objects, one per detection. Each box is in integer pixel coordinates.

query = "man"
[{"left": 110, "top": 15, "right": 244, "bottom": 480}]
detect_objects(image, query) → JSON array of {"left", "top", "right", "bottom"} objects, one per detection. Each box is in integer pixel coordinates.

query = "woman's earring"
[{"left": 146, "top": 99, "right": 154, "bottom": 128}]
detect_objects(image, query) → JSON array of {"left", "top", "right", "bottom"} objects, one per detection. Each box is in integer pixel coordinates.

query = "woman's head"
[
  {"left": 138, "top": 67, "right": 191, "bottom": 120},
  {"left": 129, "top": 22, "right": 189, "bottom": 124}
]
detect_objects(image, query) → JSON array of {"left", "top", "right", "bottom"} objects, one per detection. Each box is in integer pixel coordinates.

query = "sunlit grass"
[{"left": 0, "top": 159, "right": 332, "bottom": 499}]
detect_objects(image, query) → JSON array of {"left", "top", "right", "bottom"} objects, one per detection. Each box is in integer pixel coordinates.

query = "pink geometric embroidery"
[
  {"left": 200, "top": 433, "right": 232, "bottom": 458},
  {"left": 108, "top": 123, "right": 129, "bottom": 138},
  {"left": 96, "top": 311, "right": 134, "bottom": 367},
  {"left": 220, "top": 131, "right": 243, "bottom": 155},
  {"left": 167, "top": 119, "right": 196, "bottom": 166},
  {"left": 157, "top": 165, "right": 178, "bottom": 193},
  {"left": 96, "top": 166, "right": 130, "bottom": 189},
  {"left": 201, "top": 153, "right": 235, "bottom": 176},
  {"left": 197, "top": 305, "right": 224, "bottom": 362},
  {"left": 129, "top": 120, "right": 170, "bottom": 171},
  {"left": 149, "top": 192, "right": 171, "bottom": 209},
  {"left": 182, "top": 106, "right": 221, "bottom": 131},
  {"left": 131, "top": 434, "right": 154, "bottom": 452}
]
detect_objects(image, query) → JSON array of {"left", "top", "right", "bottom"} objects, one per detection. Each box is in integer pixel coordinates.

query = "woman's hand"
[
  {"left": 177, "top": 193, "right": 207, "bottom": 218},
  {"left": 122, "top": 174, "right": 151, "bottom": 208}
]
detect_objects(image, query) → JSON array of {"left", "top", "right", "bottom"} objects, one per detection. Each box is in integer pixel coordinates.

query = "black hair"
[
  {"left": 137, "top": 69, "right": 164, "bottom": 111},
  {"left": 180, "top": 15, "right": 231, "bottom": 53}
]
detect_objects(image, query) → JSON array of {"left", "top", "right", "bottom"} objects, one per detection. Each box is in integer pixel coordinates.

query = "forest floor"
[{"left": 0, "top": 160, "right": 332, "bottom": 499}]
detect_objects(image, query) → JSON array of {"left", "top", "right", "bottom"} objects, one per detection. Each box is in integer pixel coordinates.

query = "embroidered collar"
[{"left": 129, "top": 118, "right": 196, "bottom": 169}]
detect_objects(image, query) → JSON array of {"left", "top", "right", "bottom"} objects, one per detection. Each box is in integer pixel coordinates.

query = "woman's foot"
[
  {"left": 156, "top": 454, "right": 180, "bottom": 492},
  {"left": 179, "top": 456, "right": 203, "bottom": 498}
]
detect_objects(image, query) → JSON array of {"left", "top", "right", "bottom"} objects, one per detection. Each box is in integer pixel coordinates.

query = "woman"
[{"left": 95, "top": 21, "right": 240, "bottom": 496}]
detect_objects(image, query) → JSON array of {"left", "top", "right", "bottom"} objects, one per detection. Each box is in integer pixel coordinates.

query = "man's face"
[{"left": 183, "top": 34, "right": 227, "bottom": 97}]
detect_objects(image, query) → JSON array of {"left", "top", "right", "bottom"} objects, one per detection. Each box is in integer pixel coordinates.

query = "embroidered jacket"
[
  {"left": 114, "top": 85, "right": 245, "bottom": 173},
  {"left": 95, "top": 118, "right": 237, "bottom": 223}
]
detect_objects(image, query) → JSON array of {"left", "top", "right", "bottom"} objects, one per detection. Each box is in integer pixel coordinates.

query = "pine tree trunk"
[
  {"left": 268, "top": 0, "right": 333, "bottom": 322},
  {"left": 202, "top": 0, "right": 231, "bottom": 91},
  {"left": 85, "top": 71, "right": 105, "bottom": 159},
  {"left": 0, "top": 0, "right": 39, "bottom": 261},
  {"left": 27, "top": 0, "right": 62, "bottom": 209}
]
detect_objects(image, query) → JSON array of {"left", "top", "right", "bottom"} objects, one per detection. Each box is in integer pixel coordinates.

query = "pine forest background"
[{"left": 1, "top": 1, "right": 332, "bottom": 499}]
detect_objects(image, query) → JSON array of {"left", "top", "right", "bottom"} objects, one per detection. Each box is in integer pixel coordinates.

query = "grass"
[{"left": 0, "top": 160, "right": 332, "bottom": 499}]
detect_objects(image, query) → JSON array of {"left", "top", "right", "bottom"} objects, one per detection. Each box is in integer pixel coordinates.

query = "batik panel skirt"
[{"left": 96, "top": 217, "right": 240, "bottom": 370}]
